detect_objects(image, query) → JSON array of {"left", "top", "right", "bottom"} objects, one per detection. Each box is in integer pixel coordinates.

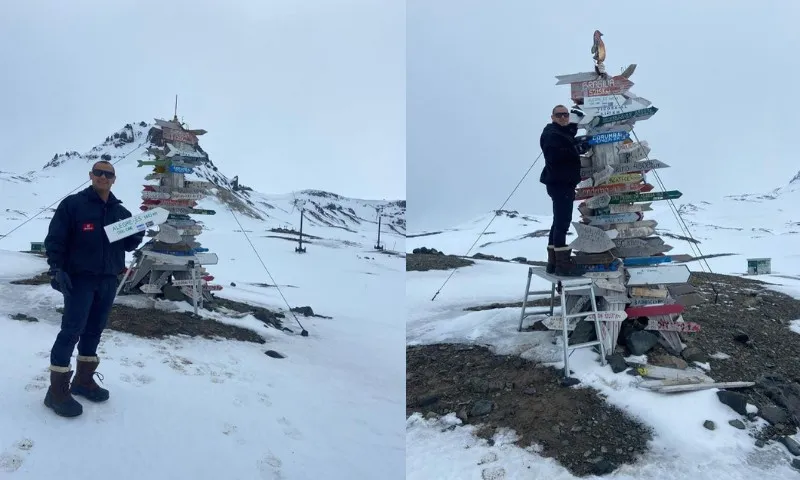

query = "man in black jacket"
[
  {"left": 43, "top": 160, "right": 145, "bottom": 417},
  {"left": 539, "top": 105, "right": 586, "bottom": 276}
]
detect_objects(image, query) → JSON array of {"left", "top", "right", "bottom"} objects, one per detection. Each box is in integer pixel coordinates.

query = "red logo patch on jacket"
[{"left": 82, "top": 223, "right": 95, "bottom": 232}]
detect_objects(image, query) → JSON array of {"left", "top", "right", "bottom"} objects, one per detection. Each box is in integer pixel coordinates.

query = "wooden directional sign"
[
  {"left": 610, "top": 225, "right": 654, "bottom": 239},
  {"left": 617, "top": 142, "right": 651, "bottom": 163},
  {"left": 583, "top": 94, "right": 626, "bottom": 109},
  {"left": 569, "top": 221, "right": 616, "bottom": 253},
  {"left": 142, "top": 191, "right": 171, "bottom": 200},
  {"left": 571, "top": 75, "right": 634, "bottom": 102},
  {"left": 184, "top": 180, "right": 214, "bottom": 188},
  {"left": 572, "top": 251, "right": 616, "bottom": 264},
  {"left": 595, "top": 278, "right": 626, "bottom": 292},
  {"left": 169, "top": 165, "right": 194, "bottom": 174},
  {"left": 627, "top": 264, "right": 691, "bottom": 286},
  {"left": 590, "top": 106, "right": 658, "bottom": 127},
  {"left": 643, "top": 317, "right": 701, "bottom": 333},
  {"left": 162, "top": 128, "right": 198, "bottom": 145},
  {"left": 105, "top": 207, "right": 169, "bottom": 243},
  {"left": 625, "top": 303, "right": 684, "bottom": 317},
  {"left": 141, "top": 205, "right": 216, "bottom": 215},
  {"left": 166, "top": 143, "right": 206, "bottom": 159},
  {"left": 629, "top": 286, "right": 668, "bottom": 298},
  {"left": 587, "top": 212, "right": 643, "bottom": 226},
  {"left": 581, "top": 159, "right": 669, "bottom": 178},
  {"left": 608, "top": 190, "right": 682, "bottom": 204},
  {"left": 610, "top": 219, "right": 658, "bottom": 230},
  {"left": 590, "top": 166, "right": 614, "bottom": 187},
  {"left": 624, "top": 256, "right": 673, "bottom": 266},
  {"left": 142, "top": 199, "right": 198, "bottom": 207},
  {"left": 585, "top": 130, "right": 630, "bottom": 145},
  {"left": 575, "top": 182, "right": 645, "bottom": 200},
  {"left": 555, "top": 71, "right": 600, "bottom": 85},
  {"left": 585, "top": 193, "right": 611, "bottom": 209},
  {"left": 607, "top": 173, "right": 643, "bottom": 184},
  {"left": 629, "top": 297, "right": 665, "bottom": 307}
]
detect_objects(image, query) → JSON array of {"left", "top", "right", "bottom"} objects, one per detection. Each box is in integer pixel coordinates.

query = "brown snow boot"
[
  {"left": 71, "top": 355, "right": 109, "bottom": 402},
  {"left": 44, "top": 365, "right": 83, "bottom": 417},
  {"left": 546, "top": 245, "right": 556, "bottom": 274},
  {"left": 553, "top": 247, "right": 583, "bottom": 277}
]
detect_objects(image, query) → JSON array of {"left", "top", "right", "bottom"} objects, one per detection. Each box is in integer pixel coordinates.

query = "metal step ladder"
[{"left": 518, "top": 267, "right": 608, "bottom": 383}]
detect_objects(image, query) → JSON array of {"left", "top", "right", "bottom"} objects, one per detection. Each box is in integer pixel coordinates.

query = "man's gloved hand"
[
  {"left": 570, "top": 107, "right": 585, "bottom": 118},
  {"left": 49, "top": 268, "right": 72, "bottom": 295},
  {"left": 576, "top": 140, "right": 591, "bottom": 155}
]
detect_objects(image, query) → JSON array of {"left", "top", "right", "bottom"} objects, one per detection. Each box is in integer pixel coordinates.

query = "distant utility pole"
[
  {"left": 374, "top": 206, "right": 384, "bottom": 251},
  {"left": 294, "top": 199, "right": 307, "bottom": 254}
]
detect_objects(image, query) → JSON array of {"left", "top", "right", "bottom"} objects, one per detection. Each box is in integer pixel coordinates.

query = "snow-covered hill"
[
  {"left": 0, "top": 121, "right": 405, "bottom": 479},
  {"left": 407, "top": 174, "right": 800, "bottom": 279}
]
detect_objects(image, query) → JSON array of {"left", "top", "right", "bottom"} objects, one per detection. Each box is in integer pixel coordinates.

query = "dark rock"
[
  {"left": 291, "top": 306, "right": 315, "bottom": 316},
  {"left": 792, "top": 458, "right": 800, "bottom": 470},
  {"left": 605, "top": 354, "right": 628, "bottom": 373},
  {"left": 733, "top": 331, "right": 749, "bottom": 344},
  {"left": 10, "top": 313, "right": 38, "bottom": 322},
  {"left": 523, "top": 387, "right": 537, "bottom": 395},
  {"left": 755, "top": 439, "right": 766, "bottom": 448},
  {"left": 728, "top": 419, "right": 746, "bottom": 430},
  {"left": 681, "top": 346, "right": 708, "bottom": 363},
  {"left": 626, "top": 331, "right": 660, "bottom": 355},
  {"left": 162, "top": 284, "right": 185, "bottom": 301},
  {"left": 717, "top": 391, "right": 749, "bottom": 415},
  {"left": 470, "top": 400, "right": 494, "bottom": 417},
  {"left": 703, "top": 420, "right": 716, "bottom": 430},
  {"left": 264, "top": 350, "right": 285, "bottom": 359},
  {"left": 590, "top": 460, "right": 616, "bottom": 475},
  {"left": 649, "top": 354, "right": 688, "bottom": 369},
  {"left": 570, "top": 320, "right": 597, "bottom": 345},
  {"left": 511, "top": 257, "right": 528, "bottom": 263},
  {"left": 778, "top": 436, "right": 800, "bottom": 456},
  {"left": 561, "top": 377, "right": 581, "bottom": 387},
  {"left": 760, "top": 404, "right": 789, "bottom": 425}
]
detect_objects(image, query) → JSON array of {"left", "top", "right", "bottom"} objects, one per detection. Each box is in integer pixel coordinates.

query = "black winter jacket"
[
  {"left": 44, "top": 186, "right": 144, "bottom": 277},
  {"left": 539, "top": 122, "right": 582, "bottom": 187}
]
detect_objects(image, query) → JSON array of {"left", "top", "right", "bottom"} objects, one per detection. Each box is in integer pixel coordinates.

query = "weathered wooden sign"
[
  {"left": 571, "top": 75, "right": 634, "bottom": 102},
  {"left": 643, "top": 317, "right": 701, "bottom": 333},
  {"left": 142, "top": 199, "right": 198, "bottom": 207},
  {"left": 583, "top": 94, "right": 626, "bottom": 109},
  {"left": 142, "top": 191, "right": 171, "bottom": 200},
  {"left": 162, "top": 128, "right": 198, "bottom": 145},
  {"left": 629, "top": 297, "right": 665, "bottom": 307},
  {"left": 607, "top": 173, "right": 643, "bottom": 184},
  {"left": 587, "top": 212, "right": 643, "bottom": 226},
  {"left": 575, "top": 182, "right": 645, "bottom": 200},
  {"left": 609, "top": 190, "right": 682, "bottom": 204},
  {"left": 555, "top": 71, "right": 600, "bottom": 85},
  {"left": 625, "top": 303, "right": 684, "bottom": 317},
  {"left": 581, "top": 158, "right": 669, "bottom": 178},
  {"left": 609, "top": 225, "right": 655, "bottom": 239},
  {"left": 590, "top": 106, "right": 658, "bottom": 127},
  {"left": 629, "top": 286, "right": 668, "bottom": 298},
  {"left": 617, "top": 142, "right": 651, "bottom": 163},
  {"left": 585, "top": 193, "right": 611, "bottom": 209},
  {"left": 569, "top": 222, "right": 616, "bottom": 253},
  {"left": 595, "top": 277, "right": 626, "bottom": 292},
  {"left": 580, "top": 98, "right": 649, "bottom": 120},
  {"left": 590, "top": 166, "right": 615, "bottom": 186},
  {"left": 166, "top": 142, "right": 206, "bottom": 159},
  {"left": 572, "top": 251, "right": 616, "bottom": 264},
  {"left": 169, "top": 165, "right": 194, "bottom": 174},
  {"left": 626, "top": 264, "right": 691, "bottom": 286},
  {"left": 140, "top": 205, "right": 216, "bottom": 215},
  {"left": 623, "top": 256, "right": 673, "bottom": 266},
  {"left": 584, "top": 269, "right": 623, "bottom": 279}
]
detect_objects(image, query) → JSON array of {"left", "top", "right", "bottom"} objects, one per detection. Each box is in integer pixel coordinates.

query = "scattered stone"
[
  {"left": 778, "top": 436, "right": 800, "bottom": 456},
  {"left": 590, "top": 459, "right": 616, "bottom": 475},
  {"left": 605, "top": 354, "right": 628, "bottom": 373},
  {"left": 733, "top": 331, "right": 749, "bottom": 344},
  {"left": 470, "top": 400, "right": 494, "bottom": 417},
  {"left": 523, "top": 387, "right": 537, "bottom": 395},
  {"left": 649, "top": 354, "right": 688, "bottom": 369},
  {"left": 10, "top": 313, "right": 38, "bottom": 322},
  {"left": 792, "top": 458, "right": 800, "bottom": 470},
  {"left": 755, "top": 439, "right": 766, "bottom": 448},
  {"left": 626, "top": 330, "right": 660, "bottom": 356},
  {"left": 681, "top": 346, "right": 708, "bottom": 363},
  {"left": 264, "top": 350, "right": 285, "bottom": 359},
  {"left": 717, "top": 390, "right": 749, "bottom": 416},
  {"left": 760, "top": 404, "right": 789, "bottom": 426},
  {"left": 703, "top": 420, "right": 716, "bottom": 430},
  {"left": 291, "top": 306, "right": 315, "bottom": 317},
  {"left": 728, "top": 419, "right": 746, "bottom": 430}
]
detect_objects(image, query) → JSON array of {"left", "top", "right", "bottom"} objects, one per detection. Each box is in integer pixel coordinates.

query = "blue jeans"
[{"left": 50, "top": 274, "right": 118, "bottom": 367}]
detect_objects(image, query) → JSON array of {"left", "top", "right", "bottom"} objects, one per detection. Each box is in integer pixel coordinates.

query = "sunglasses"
[
  {"left": 92, "top": 169, "right": 116, "bottom": 179},
  {"left": 553, "top": 112, "right": 570, "bottom": 118}
]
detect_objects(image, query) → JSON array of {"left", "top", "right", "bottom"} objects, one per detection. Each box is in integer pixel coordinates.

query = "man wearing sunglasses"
[
  {"left": 42, "top": 160, "right": 145, "bottom": 417},
  {"left": 539, "top": 105, "right": 587, "bottom": 277}
]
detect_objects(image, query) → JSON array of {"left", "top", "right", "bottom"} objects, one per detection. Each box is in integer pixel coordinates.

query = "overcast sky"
[
  {"left": 407, "top": 0, "right": 799, "bottom": 232},
  {"left": 0, "top": 0, "right": 404, "bottom": 201}
]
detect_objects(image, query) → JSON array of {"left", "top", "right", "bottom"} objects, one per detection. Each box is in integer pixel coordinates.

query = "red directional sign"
[{"left": 571, "top": 75, "right": 634, "bottom": 103}]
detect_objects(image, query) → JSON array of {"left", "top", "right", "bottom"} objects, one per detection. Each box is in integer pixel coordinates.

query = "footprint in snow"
[
  {"left": 257, "top": 451, "right": 284, "bottom": 480},
  {"left": 24, "top": 371, "right": 48, "bottom": 392},
  {"left": 0, "top": 438, "right": 34, "bottom": 473},
  {"left": 481, "top": 466, "right": 506, "bottom": 480},
  {"left": 277, "top": 417, "right": 303, "bottom": 440}
]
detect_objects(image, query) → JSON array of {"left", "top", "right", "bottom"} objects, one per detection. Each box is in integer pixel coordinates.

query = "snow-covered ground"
[
  {"left": 405, "top": 179, "right": 800, "bottom": 479},
  {"left": 0, "top": 123, "right": 405, "bottom": 479}
]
